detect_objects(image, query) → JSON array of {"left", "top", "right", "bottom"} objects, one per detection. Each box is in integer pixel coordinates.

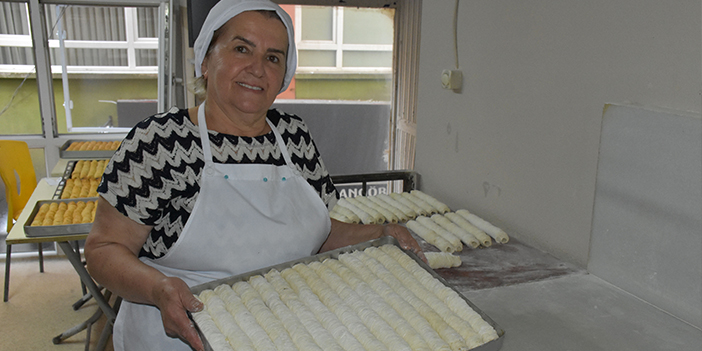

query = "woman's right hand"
[
  {"left": 86, "top": 197, "right": 205, "bottom": 350},
  {"left": 153, "top": 276, "right": 205, "bottom": 351}
]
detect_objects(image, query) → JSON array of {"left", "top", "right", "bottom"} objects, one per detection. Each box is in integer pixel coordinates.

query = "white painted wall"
[{"left": 414, "top": 0, "right": 701, "bottom": 267}]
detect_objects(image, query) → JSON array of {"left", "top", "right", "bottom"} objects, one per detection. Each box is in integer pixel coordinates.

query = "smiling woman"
[
  {"left": 83, "top": 1, "right": 423, "bottom": 350},
  {"left": 198, "top": 10, "right": 289, "bottom": 136}
]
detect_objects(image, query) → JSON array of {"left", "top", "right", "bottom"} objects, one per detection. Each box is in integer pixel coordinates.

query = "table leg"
[
  {"left": 3, "top": 244, "right": 11, "bottom": 302},
  {"left": 58, "top": 241, "right": 116, "bottom": 321},
  {"left": 55, "top": 241, "right": 118, "bottom": 350}
]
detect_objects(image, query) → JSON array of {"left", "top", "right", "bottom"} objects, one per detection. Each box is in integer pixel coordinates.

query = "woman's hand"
[
  {"left": 85, "top": 197, "right": 204, "bottom": 350},
  {"left": 153, "top": 276, "right": 205, "bottom": 351},
  {"left": 381, "top": 223, "right": 427, "bottom": 263}
]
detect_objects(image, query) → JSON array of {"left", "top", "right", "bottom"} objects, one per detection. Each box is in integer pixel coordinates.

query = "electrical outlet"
[{"left": 441, "top": 69, "right": 463, "bottom": 90}]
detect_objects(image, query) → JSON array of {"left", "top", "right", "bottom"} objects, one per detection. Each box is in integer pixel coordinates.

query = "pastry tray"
[
  {"left": 59, "top": 139, "right": 118, "bottom": 159},
  {"left": 52, "top": 177, "right": 100, "bottom": 200},
  {"left": 23, "top": 198, "right": 97, "bottom": 237},
  {"left": 60, "top": 159, "right": 106, "bottom": 180},
  {"left": 190, "top": 236, "right": 505, "bottom": 351}
]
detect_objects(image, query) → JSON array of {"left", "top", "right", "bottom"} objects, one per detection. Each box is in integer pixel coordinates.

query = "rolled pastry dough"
[
  {"left": 455, "top": 209, "right": 509, "bottom": 244},
  {"left": 233, "top": 281, "right": 298, "bottom": 351},
  {"left": 265, "top": 270, "right": 346, "bottom": 351},
  {"left": 444, "top": 212, "right": 493, "bottom": 247},
  {"left": 331, "top": 205, "right": 362, "bottom": 223},
  {"left": 371, "top": 247, "right": 480, "bottom": 349},
  {"left": 191, "top": 310, "right": 235, "bottom": 351},
  {"left": 281, "top": 267, "right": 367, "bottom": 351},
  {"left": 292, "top": 263, "right": 389, "bottom": 351},
  {"left": 338, "top": 252, "right": 452, "bottom": 351},
  {"left": 380, "top": 245, "right": 498, "bottom": 343},
  {"left": 309, "top": 261, "right": 411, "bottom": 351},
  {"left": 337, "top": 198, "right": 377, "bottom": 224},
  {"left": 401, "top": 192, "right": 439, "bottom": 215},
  {"left": 424, "top": 252, "right": 462, "bottom": 269},
  {"left": 416, "top": 216, "right": 463, "bottom": 252},
  {"left": 355, "top": 250, "right": 469, "bottom": 351},
  {"left": 410, "top": 190, "right": 451, "bottom": 213},
  {"left": 430, "top": 214, "right": 480, "bottom": 249},
  {"left": 366, "top": 196, "right": 409, "bottom": 222},
  {"left": 323, "top": 259, "right": 432, "bottom": 351},
  {"left": 390, "top": 193, "right": 427, "bottom": 216},
  {"left": 356, "top": 196, "right": 399, "bottom": 223},
  {"left": 406, "top": 220, "right": 456, "bottom": 253},
  {"left": 346, "top": 197, "right": 385, "bottom": 223},
  {"left": 377, "top": 194, "right": 417, "bottom": 219}
]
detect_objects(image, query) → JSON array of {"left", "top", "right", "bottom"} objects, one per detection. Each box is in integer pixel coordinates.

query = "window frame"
[{"left": 294, "top": 5, "right": 393, "bottom": 75}]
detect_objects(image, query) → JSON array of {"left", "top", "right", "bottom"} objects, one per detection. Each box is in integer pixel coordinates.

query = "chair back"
[{"left": 0, "top": 140, "right": 38, "bottom": 232}]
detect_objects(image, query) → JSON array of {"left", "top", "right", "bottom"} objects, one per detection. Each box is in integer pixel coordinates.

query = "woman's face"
[{"left": 201, "top": 11, "right": 288, "bottom": 120}]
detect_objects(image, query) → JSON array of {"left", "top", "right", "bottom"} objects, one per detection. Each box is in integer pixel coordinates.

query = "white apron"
[{"left": 112, "top": 102, "right": 332, "bottom": 350}]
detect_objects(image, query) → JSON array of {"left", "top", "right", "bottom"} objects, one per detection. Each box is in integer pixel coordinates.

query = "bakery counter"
[{"left": 432, "top": 239, "right": 702, "bottom": 351}]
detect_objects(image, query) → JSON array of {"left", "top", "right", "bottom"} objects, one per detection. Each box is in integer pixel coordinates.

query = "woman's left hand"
[{"left": 381, "top": 223, "right": 427, "bottom": 263}]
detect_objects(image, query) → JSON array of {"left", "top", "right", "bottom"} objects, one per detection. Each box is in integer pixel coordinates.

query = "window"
[
  {"left": 44, "top": 4, "right": 160, "bottom": 133},
  {"left": 270, "top": 2, "right": 420, "bottom": 195},
  {"left": 0, "top": 1, "right": 42, "bottom": 135}
]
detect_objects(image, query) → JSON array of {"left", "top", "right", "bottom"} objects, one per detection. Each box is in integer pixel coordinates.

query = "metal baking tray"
[
  {"left": 52, "top": 177, "right": 100, "bottom": 200},
  {"left": 190, "top": 236, "right": 505, "bottom": 351},
  {"left": 53, "top": 178, "right": 67, "bottom": 199},
  {"left": 23, "top": 198, "right": 97, "bottom": 237},
  {"left": 59, "top": 139, "right": 118, "bottom": 159},
  {"left": 61, "top": 159, "right": 106, "bottom": 180}
]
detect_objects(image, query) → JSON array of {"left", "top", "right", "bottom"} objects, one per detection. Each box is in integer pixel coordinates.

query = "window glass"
[
  {"left": 301, "top": 6, "right": 332, "bottom": 41},
  {"left": 298, "top": 50, "right": 335, "bottom": 67},
  {"left": 42, "top": 4, "right": 159, "bottom": 134},
  {"left": 276, "top": 5, "right": 395, "bottom": 175},
  {"left": 343, "top": 7, "right": 393, "bottom": 45},
  {"left": 343, "top": 51, "right": 392, "bottom": 68},
  {"left": 0, "top": 1, "right": 42, "bottom": 135},
  {"left": 136, "top": 49, "right": 158, "bottom": 66},
  {"left": 137, "top": 7, "right": 158, "bottom": 38}
]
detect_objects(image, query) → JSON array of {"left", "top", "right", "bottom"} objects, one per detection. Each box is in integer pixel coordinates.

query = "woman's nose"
[{"left": 246, "top": 56, "right": 265, "bottom": 77}]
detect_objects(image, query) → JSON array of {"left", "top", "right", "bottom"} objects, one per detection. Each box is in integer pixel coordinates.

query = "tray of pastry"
[
  {"left": 189, "top": 236, "right": 505, "bottom": 351},
  {"left": 61, "top": 159, "right": 109, "bottom": 180},
  {"left": 23, "top": 198, "right": 98, "bottom": 237},
  {"left": 53, "top": 177, "right": 101, "bottom": 200},
  {"left": 59, "top": 139, "right": 121, "bottom": 159}
]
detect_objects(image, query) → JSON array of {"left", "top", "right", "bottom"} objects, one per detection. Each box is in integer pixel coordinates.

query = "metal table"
[{"left": 5, "top": 178, "right": 119, "bottom": 350}]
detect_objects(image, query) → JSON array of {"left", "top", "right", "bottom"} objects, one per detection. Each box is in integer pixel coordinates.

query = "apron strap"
[{"left": 196, "top": 101, "right": 214, "bottom": 165}]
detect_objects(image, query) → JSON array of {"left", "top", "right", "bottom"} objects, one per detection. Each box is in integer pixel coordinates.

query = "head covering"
[{"left": 194, "top": 0, "right": 297, "bottom": 94}]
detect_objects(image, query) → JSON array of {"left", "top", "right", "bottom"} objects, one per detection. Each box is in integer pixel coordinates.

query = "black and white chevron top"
[{"left": 98, "top": 107, "right": 338, "bottom": 259}]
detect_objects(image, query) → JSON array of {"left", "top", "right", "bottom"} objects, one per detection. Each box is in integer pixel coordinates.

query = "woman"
[{"left": 84, "top": 1, "right": 424, "bottom": 350}]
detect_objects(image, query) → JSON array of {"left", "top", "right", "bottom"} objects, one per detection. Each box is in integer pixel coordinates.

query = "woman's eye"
[
  {"left": 268, "top": 56, "right": 280, "bottom": 63},
  {"left": 235, "top": 46, "right": 248, "bottom": 53}
]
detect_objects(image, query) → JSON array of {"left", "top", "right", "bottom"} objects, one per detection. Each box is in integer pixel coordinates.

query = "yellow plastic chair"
[{"left": 0, "top": 140, "right": 44, "bottom": 302}]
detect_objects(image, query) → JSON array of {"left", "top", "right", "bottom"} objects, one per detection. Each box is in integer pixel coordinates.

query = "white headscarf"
[{"left": 193, "top": 0, "right": 297, "bottom": 94}]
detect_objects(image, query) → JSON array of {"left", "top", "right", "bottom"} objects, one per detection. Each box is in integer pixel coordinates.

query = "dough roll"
[
  {"left": 416, "top": 216, "right": 463, "bottom": 252},
  {"left": 377, "top": 194, "right": 417, "bottom": 219},
  {"left": 444, "top": 212, "right": 494, "bottom": 247},
  {"left": 410, "top": 190, "right": 451, "bottom": 213},
  {"left": 367, "top": 196, "right": 409, "bottom": 222},
  {"left": 406, "top": 220, "right": 456, "bottom": 253},
  {"left": 401, "top": 192, "right": 440, "bottom": 215},
  {"left": 424, "top": 252, "right": 462, "bottom": 269},
  {"left": 430, "top": 214, "right": 481, "bottom": 248},
  {"left": 455, "top": 209, "right": 509, "bottom": 244}
]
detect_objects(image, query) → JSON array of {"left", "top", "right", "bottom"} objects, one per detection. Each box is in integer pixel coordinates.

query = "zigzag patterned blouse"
[{"left": 98, "top": 107, "right": 338, "bottom": 259}]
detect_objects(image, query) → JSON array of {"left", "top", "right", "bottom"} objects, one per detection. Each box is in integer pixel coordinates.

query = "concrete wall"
[
  {"left": 414, "top": 0, "right": 701, "bottom": 267},
  {"left": 588, "top": 104, "right": 701, "bottom": 328}
]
